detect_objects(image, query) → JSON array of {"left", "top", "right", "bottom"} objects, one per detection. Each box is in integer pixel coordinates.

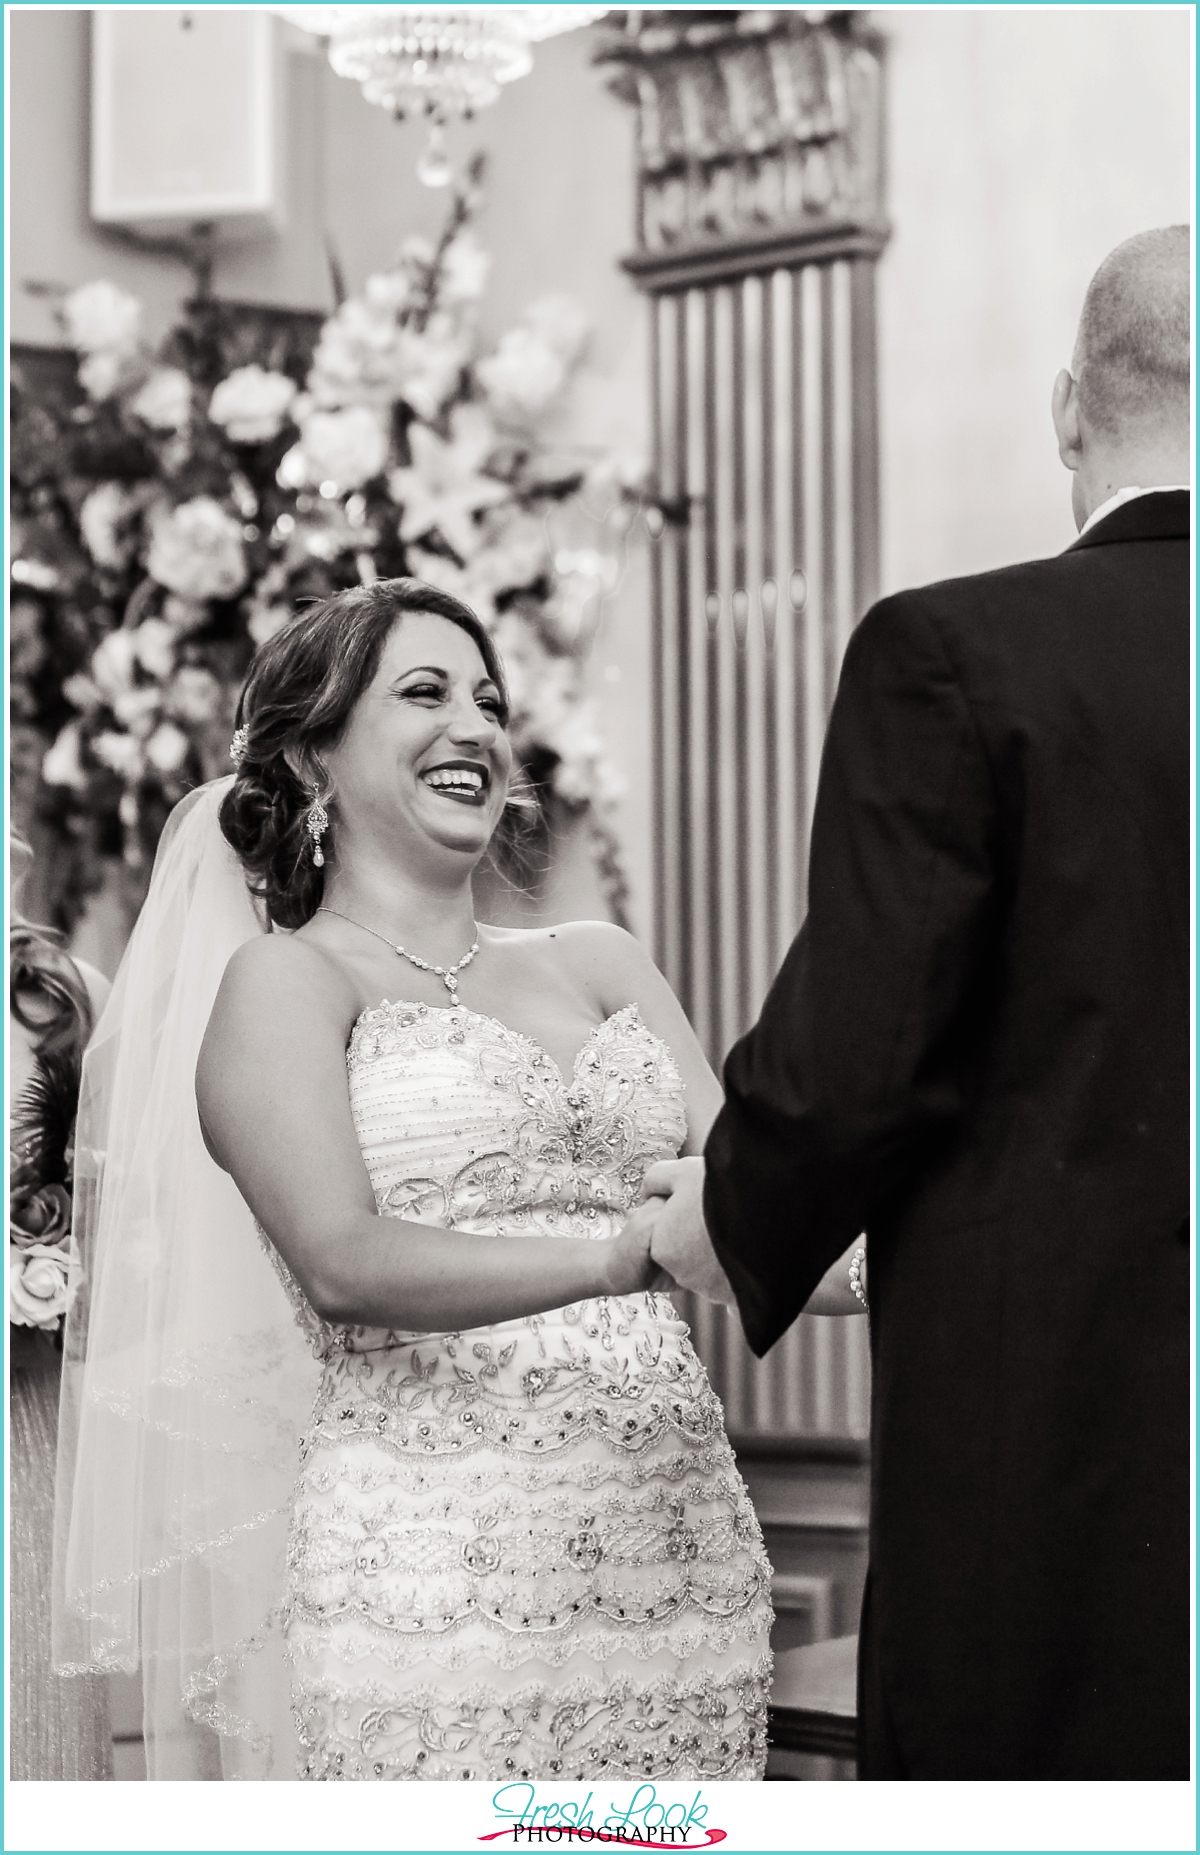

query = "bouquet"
[{"left": 13, "top": 160, "right": 639, "bottom": 933}]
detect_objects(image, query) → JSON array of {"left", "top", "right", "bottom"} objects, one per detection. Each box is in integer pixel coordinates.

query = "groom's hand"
[{"left": 640, "top": 1157, "right": 739, "bottom": 1309}]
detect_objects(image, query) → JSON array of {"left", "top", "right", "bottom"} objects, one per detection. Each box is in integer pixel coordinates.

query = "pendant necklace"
[{"left": 316, "top": 905, "right": 480, "bottom": 1003}]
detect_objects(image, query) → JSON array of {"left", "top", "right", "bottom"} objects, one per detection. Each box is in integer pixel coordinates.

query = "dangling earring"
[{"left": 306, "top": 793, "right": 329, "bottom": 868}]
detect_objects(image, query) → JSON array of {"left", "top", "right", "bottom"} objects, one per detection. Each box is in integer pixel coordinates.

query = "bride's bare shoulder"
[
  {"left": 214, "top": 931, "right": 360, "bottom": 1031},
  {"left": 488, "top": 919, "right": 655, "bottom": 1004}
]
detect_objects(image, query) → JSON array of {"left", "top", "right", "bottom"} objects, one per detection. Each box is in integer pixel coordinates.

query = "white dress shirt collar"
[{"left": 1080, "top": 483, "right": 1190, "bottom": 537}]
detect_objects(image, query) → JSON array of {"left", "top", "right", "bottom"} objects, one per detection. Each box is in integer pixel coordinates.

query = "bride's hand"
[{"left": 604, "top": 1200, "right": 673, "bottom": 1296}]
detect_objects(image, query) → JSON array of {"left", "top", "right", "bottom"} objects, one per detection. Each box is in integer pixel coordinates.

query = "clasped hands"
[{"left": 621, "top": 1155, "right": 739, "bottom": 1309}]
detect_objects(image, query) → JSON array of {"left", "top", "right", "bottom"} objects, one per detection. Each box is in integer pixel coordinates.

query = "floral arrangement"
[
  {"left": 12, "top": 163, "right": 639, "bottom": 932},
  {"left": 9, "top": 1175, "right": 72, "bottom": 1333}
]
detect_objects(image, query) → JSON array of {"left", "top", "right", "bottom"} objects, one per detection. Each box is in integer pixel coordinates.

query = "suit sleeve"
[{"left": 703, "top": 591, "right": 998, "bottom": 1355}]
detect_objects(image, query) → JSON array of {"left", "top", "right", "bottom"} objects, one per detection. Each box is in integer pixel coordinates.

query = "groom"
[{"left": 640, "top": 228, "right": 1191, "bottom": 1778}]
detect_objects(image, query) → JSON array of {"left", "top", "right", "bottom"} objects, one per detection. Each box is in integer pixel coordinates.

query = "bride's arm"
[{"left": 195, "top": 937, "right": 656, "bottom": 1330}]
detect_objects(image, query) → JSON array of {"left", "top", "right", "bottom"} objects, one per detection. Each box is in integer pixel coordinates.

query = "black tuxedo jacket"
[{"left": 704, "top": 490, "right": 1190, "bottom": 1778}]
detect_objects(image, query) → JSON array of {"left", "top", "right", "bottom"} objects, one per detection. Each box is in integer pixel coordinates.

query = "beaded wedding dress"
[{"left": 271, "top": 997, "right": 774, "bottom": 1782}]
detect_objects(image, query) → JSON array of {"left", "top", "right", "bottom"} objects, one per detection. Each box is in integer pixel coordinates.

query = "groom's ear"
[{"left": 1051, "top": 368, "right": 1084, "bottom": 471}]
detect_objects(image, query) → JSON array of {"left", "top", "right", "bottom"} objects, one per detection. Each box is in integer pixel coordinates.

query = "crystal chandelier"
[{"left": 278, "top": 7, "right": 608, "bottom": 183}]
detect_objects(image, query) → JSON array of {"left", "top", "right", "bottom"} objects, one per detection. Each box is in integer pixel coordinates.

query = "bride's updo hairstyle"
[{"left": 220, "top": 577, "right": 511, "bottom": 930}]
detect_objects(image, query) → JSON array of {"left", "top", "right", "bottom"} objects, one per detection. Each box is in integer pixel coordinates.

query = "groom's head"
[{"left": 1052, "top": 225, "right": 1191, "bottom": 530}]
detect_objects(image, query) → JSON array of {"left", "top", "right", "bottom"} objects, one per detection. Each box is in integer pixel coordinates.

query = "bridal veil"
[{"left": 52, "top": 778, "right": 320, "bottom": 1779}]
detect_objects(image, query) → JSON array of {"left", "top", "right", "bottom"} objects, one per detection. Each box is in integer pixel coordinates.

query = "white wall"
[{"left": 878, "top": 6, "right": 1193, "bottom": 590}]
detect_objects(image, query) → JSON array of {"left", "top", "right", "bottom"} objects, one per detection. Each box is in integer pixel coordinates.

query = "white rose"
[
  {"left": 147, "top": 497, "right": 247, "bottom": 601},
  {"left": 162, "top": 595, "right": 210, "bottom": 635},
  {"left": 477, "top": 328, "right": 567, "bottom": 420},
  {"left": 90, "top": 628, "right": 139, "bottom": 700},
  {"left": 79, "top": 482, "right": 137, "bottom": 570},
  {"left": 92, "top": 729, "right": 145, "bottom": 778},
  {"left": 130, "top": 366, "right": 192, "bottom": 433},
  {"left": 77, "top": 350, "right": 126, "bottom": 402},
  {"left": 296, "top": 406, "right": 389, "bottom": 494},
  {"left": 42, "top": 722, "right": 88, "bottom": 790},
  {"left": 365, "top": 270, "right": 412, "bottom": 313},
  {"left": 9, "top": 1242, "right": 70, "bottom": 1330},
  {"left": 133, "top": 617, "right": 176, "bottom": 681},
  {"left": 144, "top": 721, "right": 191, "bottom": 774},
  {"left": 276, "top": 443, "right": 310, "bottom": 491},
  {"left": 61, "top": 673, "right": 102, "bottom": 714},
  {"left": 112, "top": 687, "right": 163, "bottom": 740},
  {"left": 63, "top": 279, "right": 142, "bottom": 354},
  {"left": 307, "top": 301, "right": 400, "bottom": 409},
  {"left": 209, "top": 365, "right": 297, "bottom": 444},
  {"left": 165, "top": 665, "right": 222, "bottom": 724},
  {"left": 440, "top": 232, "right": 490, "bottom": 303},
  {"left": 396, "top": 319, "right": 469, "bottom": 422}
]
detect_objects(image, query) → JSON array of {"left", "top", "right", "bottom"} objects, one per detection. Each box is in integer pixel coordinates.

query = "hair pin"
[{"left": 229, "top": 726, "right": 249, "bottom": 768}]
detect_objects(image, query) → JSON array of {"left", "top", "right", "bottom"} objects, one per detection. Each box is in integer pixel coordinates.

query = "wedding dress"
[{"left": 269, "top": 997, "right": 775, "bottom": 1781}]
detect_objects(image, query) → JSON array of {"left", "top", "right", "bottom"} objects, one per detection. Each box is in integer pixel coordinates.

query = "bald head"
[{"left": 1073, "top": 226, "right": 1190, "bottom": 445}]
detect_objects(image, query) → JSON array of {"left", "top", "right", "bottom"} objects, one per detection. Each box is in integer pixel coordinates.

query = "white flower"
[
  {"left": 365, "top": 270, "right": 412, "bottom": 314},
  {"left": 391, "top": 405, "right": 509, "bottom": 561},
  {"left": 474, "top": 512, "right": 551, "bottom": 595},
  {"left": 63, "top": 279, "right": 142, "bottom": 354},
  {"left": 295, "top": 405, "right": 390, "bottom": 494},
  {"left": 90, "top": 629, "right": 139, "bottom": 701},
  {"left": 408, "top": 549, "right": 496, "bottom": 628},
  {"left": 209, "top": 365, "right": 297, "bottom": 444},
  {"left": 11, "top": 558, "right": 59, "bottom": 591},
  {"left": 144, "top": 721, "right": 191, "bottom": 774},
  {"left": 395, "top": 315, "right": 469, "bottom": 422},
  {"left": 161, "top": 594, "right": 210, "bottom": 635},
  {"left": 147, "top": 496, "right": 247, "bottom": 601},
  {"left": 92, "top": 729, "right": 146, "bottom": 778},
  {"left": 78, "top": 349, "right": 127, "bottom": 402},
  {"left": 276, "top": 443, "right": 310, "bottom": 491},
  {"left": 79, "top": 482, "right": 138, "bottom": 570},
  {"left": 525, "top": 294, "right": 590, "bottom": 363},
  {"left": 539, "top": 692, "right": 619, "bottom": 808},
  {"left": 61, "top": 673, "right": 103, "bottom": 714},
  {"left": 440, "top": 231, "right": 490, "bottom": 303},
  {"left": 308, "top": 299, "right": 401, "bottom": 410},
  {"left": 114, "top": 688, "right": 162, "bottom": 740},
  {"left": 9, "top": 1243, "right": 70, "bottom": 1330},
  {"left": 165, "top": 665, "right": 222, "bottom": 724},
  {"left": 477, "top": 327, "right": 567, "bottom": 420},
  {"left": 42, "top": 722, "right": 88, "bottom": 790},
  {"left": 130, "top": 366, "right": 192, "bottom": 433},
  {"left": 247, "top": 605, "right": 293, "bottom": 648},
  {"left": 133, "top": 618, "right": 176, "bottom": 681}
]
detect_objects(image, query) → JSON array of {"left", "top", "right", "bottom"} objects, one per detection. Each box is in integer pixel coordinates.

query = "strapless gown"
[{"left": 273, "top": 1000, "right": 774, "bottom": 1782}]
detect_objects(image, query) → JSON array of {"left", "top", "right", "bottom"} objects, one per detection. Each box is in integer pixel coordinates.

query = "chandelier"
[{"left": 278, "top": 7, "right": 608, "bottom": 183}]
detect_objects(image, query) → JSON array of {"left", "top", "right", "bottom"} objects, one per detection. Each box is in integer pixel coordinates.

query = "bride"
[{"left": 55, "top": 577, "right": 785, "bottom": 1781}]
